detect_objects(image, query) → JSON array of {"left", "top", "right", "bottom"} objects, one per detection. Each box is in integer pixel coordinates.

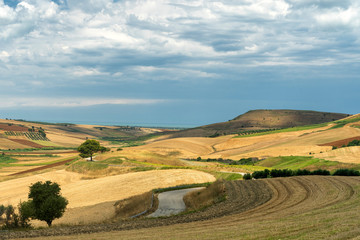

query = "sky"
[{"left": 0, "top": 0, "right": 359, "bottom": 127}]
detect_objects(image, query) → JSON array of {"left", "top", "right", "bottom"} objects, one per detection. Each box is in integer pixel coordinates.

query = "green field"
[
  {"left": 255, "top": 156, "right": 360, "bottom": 171},
  {"left": 235, "top": 122, "right": 329, "bottom": 138}
]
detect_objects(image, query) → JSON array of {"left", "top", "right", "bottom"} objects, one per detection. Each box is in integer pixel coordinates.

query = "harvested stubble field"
[
  {"left": 137, "top": 124, "right": 360, "bottom": 164},
  {"left": 2, "top": 175, "right": 360, "bottom": 240}
]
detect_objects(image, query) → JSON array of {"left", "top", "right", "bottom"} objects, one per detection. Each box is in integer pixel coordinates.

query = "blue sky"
[{"left": 0, "top": 0, "right": 359, "bottom": 127}]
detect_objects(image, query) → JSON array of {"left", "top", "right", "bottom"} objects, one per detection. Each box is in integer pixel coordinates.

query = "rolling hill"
[
  {"left": 135, "top": 113, "right": 360, "bottom": 165},
  {"left": 2, "top": 111, "right": 360, "bottom": 240},
  {"left": 168, "top": 109, "right": 349, "bottom": 138}
]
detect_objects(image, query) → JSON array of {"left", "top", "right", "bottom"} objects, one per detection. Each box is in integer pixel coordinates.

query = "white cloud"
[
  {"left": 315, "top": 6, "right": 360, "bottom": 28},
  {"left": 0, "top": 0, "right": 359, "bottom": 92},
  {"left": 72, "top": 67, "right": 107, "bottom": 77}
]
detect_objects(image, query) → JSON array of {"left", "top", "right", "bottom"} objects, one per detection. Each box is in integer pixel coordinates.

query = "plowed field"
[
  {"left": 319, "top": 136, "right": 360, "bottom": 148},
  {"left": 8, "top": 139, "right": 45, "bottom": 148},
  {"left": 2, "top": 176, "right": 360, "bottom": 240},
  {"left": 0, "top": 124, "right": 28, "bottom": 131}
]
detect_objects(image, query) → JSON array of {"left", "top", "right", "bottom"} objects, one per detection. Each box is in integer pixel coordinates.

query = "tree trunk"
[{"left": 46, "top": 220, "right": 52, "bottom": 227}]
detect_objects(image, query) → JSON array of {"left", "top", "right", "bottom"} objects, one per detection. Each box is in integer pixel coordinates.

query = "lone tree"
[
  {"left": 27, "top": 181, "right": 68, "bottom": 227},
  {"left": 77, "top": 139, "right": 101, "bottom": 161}
]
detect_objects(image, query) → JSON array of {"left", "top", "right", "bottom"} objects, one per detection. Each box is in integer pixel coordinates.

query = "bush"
[
  {"left": 347, "top": 140, "right": 360, "bottom": 147},
  {"left": 243, "top": 173, "right": 252, "bottom": 180},
  {"left": 294, "top": 169, "right": 311, "bottom": 176},
  {"left": 252, "top": 169, "right": 270, "bottom": 179},
  {"left": 333, "top": 168, "right": 360, "bottom": 176},
  {"left": 0, "top": 203, "right": 31, "bottom": 229},
  {"left": 270, "top": 169, "right": 294, "bottom": 178},
  {"left": 311, "top": 169, "right": 330, "bottom": 175}
]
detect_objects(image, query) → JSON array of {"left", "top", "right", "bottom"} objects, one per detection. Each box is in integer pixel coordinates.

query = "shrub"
[
  {"left": 294, "top": 169, "right": 311, "bottom": 176},
  {"left": 311, "top": 169, "right": 330, "bottom": 175},
  {"left": 0, "top": 203, "right": 31, "bottom": 229},
  {"left": 347, "top": 140, "right": 360, "bottom": 147},
  {"left": 333, "top": 168, "right": 360, "bottom": 176},
  {"left": 252, "top": 169, "right": 270, "bottom": 179},
  {"left": 243, "top": 173, "right": 252, "bottom": 180}
]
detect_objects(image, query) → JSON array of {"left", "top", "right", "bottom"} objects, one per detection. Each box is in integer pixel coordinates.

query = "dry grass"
[
  {"left": 114, "top": 191, "right": 153, "bottom": 219},
  {"left": 183, "top": 180, "right": 225, "bottom": 211},
  {"left": 12, "top": 176, "right": 360, "bottom": 240},
  {"left": 0, "top": 169, "right": 215, "bottom": 226},
  {"left": 136, "top": 124, "right": 360, "bottom": 164},
  {"left": 0, "top": 138, "right": 29, "bottom": 149}
]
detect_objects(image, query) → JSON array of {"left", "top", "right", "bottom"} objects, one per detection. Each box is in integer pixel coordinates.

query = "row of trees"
[{"left": 244, "top": 168, "right": 360, "bottom": 180}]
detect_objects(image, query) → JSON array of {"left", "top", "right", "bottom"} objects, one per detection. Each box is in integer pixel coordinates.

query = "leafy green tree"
[
  {"left": 77, "top": 139, "right": 101, "bottom": 161},
  {"left": 28, "top": 181, "right": 68, "bottom": 227},
  {"left": 18, "top": 201, "right": 34, "bottom": 227}
]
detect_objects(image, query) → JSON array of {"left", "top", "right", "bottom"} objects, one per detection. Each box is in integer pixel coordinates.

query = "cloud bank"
[{"left": 0, "top": 0, "right": 359, "bottom": 124}]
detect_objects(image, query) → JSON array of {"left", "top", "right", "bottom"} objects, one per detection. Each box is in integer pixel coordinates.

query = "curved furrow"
[{"left": 2, "top": 176, "right": 360, "bottom": 240}]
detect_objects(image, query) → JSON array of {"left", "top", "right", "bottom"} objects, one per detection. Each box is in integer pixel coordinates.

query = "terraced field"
[{"left": 2, "top": 176, "right": 360, "bottom": 239}]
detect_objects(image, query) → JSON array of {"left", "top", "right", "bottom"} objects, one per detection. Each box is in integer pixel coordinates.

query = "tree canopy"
[
  {"left": 27, "top": 181, "right": 68, "bottom": 227},
  {"left": 77, "top": 139, "right": 101, "bottom": 161}
]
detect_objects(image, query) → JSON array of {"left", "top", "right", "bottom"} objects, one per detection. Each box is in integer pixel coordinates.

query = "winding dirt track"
[{"left": 2, "top": 176, "right": 360, "bottom": 240}]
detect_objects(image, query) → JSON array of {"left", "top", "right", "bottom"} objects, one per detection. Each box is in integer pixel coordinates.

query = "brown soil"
[
  {"left": 319, "top": 136, "right": 360, "bottom": 148},
  {"left": 8, "top": 139, "right": 45, "bottom": 148},
  {"left": 0, "top": 124, "right": 29, "bottom": 132},
  {"left": 8, "top": 158, "right": 78, "bottom": 176}
]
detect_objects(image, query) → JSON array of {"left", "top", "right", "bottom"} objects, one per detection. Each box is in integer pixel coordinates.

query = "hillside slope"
[
  {"left": 135, "top": 114, "right": 360, "bottom": 164},
  {"left": 169, "top": 109, "right": 349, "bottom": 138},
  {"left": 0, "top": 119, "right": 165, "bottom": 150}
]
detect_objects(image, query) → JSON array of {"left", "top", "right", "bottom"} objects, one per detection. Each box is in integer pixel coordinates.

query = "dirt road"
[{"left": 148, "top": 187, "right": 204, "bottom": 217}]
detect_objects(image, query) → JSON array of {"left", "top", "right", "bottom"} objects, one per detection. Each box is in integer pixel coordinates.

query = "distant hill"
[
  {"left": 169, "top": 110, "right": 350, "bottom": 138},
  {"left": 0, "top": 119, "right": 165, "bottom": 150}
]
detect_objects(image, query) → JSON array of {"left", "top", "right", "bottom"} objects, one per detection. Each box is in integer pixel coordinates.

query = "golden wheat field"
[
  {"left": 6, "top": 175, "right": 360, "bottom": 240},
  {"left": 136, "top": 124, "right": 360, "bottom": 163},
  {"left": 0, "top": 169, "right": 215, "bottom": 227},
  {"left": 2, "top": 115, "right": 360, "bottom": 239}
]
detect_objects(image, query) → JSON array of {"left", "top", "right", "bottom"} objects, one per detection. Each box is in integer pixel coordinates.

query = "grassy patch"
[
  {"left": 235, "top": 123, "right": 329, "bottom": 138},
  {"left": 131, "top": 166, "right": 156, "bottom": 172},
  {"left": 330, "top": 116, "right": 360, "bottom": 129},
  {"left": 7, "top": 154, "right": 58, "bottom": 158},
  {"left": 67, "top": 161, "right": 109, "bottom": 173},
  {"left": 153, "top": 182, "right": 212, "bottom": 193},
  {"left": 102, "top": 157, "right": 124, "bottom": 164},
  {"left": 32, "top": 140, "right": 60, "bottom": 147},
  {"left": 0, "top": 155, "right": 17, "bottom": 165},
  {"left": 1, "top": 147, "right": 76, "bottom": 152},
  {"left": 64, "top": 157, "right": 81, "bottom": 166},
  {"left": 99, "top": 134, "right": 161, "bottom": 146},
  {"left": 159, "top": 166, "right": 191, "bottom": 170},
  {"left": 11, "top": 156, "right": 80, "bottom": 167},
  {"left": 211, "top": 171, "right": 243, "bottom": 181},
  {"left": 256, "top": 156, "right": 340, "bottom": 170}
]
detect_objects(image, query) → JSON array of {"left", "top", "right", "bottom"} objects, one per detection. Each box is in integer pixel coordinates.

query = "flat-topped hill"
[{"left": 169, "top": 109, "right": 349, "bottom": 138}]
